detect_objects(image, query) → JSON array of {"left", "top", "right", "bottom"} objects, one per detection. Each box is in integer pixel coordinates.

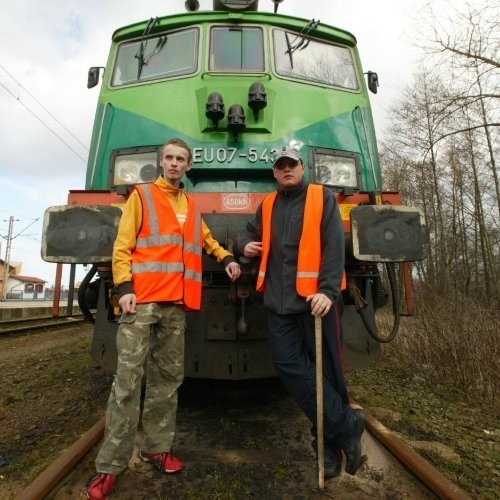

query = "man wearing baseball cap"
[{"left": 237, "top": 146, "right": 365, "bottom": 479}]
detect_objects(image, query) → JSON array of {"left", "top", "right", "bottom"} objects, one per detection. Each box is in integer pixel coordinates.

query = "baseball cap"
[{"left": 272, "top": 146, "right": 302, "bottom": 167}]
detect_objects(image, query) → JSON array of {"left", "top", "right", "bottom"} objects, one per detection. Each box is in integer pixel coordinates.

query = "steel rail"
[
  {"left": 361, "top": 406, "right": 473, "bottom": 500},
  {"left": 0, "top": 317, "right": 86, "bottom": 336},
  {"left": 14, "top": 417, "right": 105, "bottom": 500},
  {"left": 0, "top": 315, "right": 83, "bottom": 326}
]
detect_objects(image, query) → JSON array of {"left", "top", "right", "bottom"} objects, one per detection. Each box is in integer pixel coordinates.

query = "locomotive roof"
[{"left": 111, "top": 10, "right": 357, "bottom": 48}]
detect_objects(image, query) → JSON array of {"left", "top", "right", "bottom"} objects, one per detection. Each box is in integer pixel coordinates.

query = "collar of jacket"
[
  {"left": 277, "top": 178, "right": 308, "bottom": 197},
  {"left": 156, "top": 176, "right": 186, "bottom": 193}
]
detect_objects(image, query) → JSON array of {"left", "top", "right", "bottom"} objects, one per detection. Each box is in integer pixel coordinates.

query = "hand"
[
  {"left": 119, "top": 293, "right": 137, "bottom": 314},
  {"left": 306, "top": 292, "right": 332, "bottom": 317},
  {"left": 225, "top": 262, "right": 241, "bottom": 282},
  {"left": 243, "top": 241, "right": 263, "bottom": 258}
]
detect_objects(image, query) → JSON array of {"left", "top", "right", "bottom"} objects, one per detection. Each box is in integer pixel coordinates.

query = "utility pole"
[{"left": 1, "top": 216, "right": 15, "bottom": 301}]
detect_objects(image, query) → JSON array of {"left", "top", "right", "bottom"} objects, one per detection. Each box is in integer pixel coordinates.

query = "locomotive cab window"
[
  {"left": 273, "top": 29, "right": 359, "bottom": 90},
  {"left": 111, "top": 27, "right": 199, "bottom": 86},
  {"left": 209, "top": 26, "right": 264, "bottom": 72}
]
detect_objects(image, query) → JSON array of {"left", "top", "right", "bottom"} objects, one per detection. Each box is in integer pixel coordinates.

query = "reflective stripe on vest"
[
  {"left": 131, "top": 183, "right": 203, "bottom": 309},
  {"left": 256, "top": 184, "right": 346, "bottom": 296}
]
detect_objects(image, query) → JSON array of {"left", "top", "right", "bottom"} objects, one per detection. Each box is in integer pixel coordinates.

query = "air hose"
[
  {"left": 77, "top": 264, "right": 98, "bottom": 324},
  {"left": 355, "top": 263, "right": 400, "bottom": 343}
]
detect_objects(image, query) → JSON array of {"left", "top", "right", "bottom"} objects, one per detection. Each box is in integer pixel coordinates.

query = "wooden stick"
[{"left": 315, "top": 315, "right": 325, "bottom": 489}]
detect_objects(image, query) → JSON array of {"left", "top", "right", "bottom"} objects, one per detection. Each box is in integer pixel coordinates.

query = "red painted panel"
[{"left": 67, "top": 190, "right": 127, "bottom": 206}]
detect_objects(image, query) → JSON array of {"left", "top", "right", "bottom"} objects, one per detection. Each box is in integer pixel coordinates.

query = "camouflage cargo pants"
[{"left": 95, "top": 302, "right": 185, "bottom": 475}]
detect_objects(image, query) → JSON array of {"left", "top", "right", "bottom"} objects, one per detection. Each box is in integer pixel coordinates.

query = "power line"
[
  {"left": 0, "top": 65, "right": 88, "bottom": 164},
  {"left": 11, "top": 218, "right": 39, "bottom": 240},
  {"left": 0, "top": 218, "right": 38, "bottom": 239},
  {"left": 1, "top": 64, "right": 89, "bottom": 151}
]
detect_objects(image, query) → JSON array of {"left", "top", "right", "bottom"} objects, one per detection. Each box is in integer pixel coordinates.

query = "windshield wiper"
[
  {"left": 284, "top": 19, "right": 320, "bottom": 67},
  {"left": 135, "top": 17, "right": 167, "bottom": 79},
  {"left": 285, "top": 32, "right": 294, "bottom": 68}
]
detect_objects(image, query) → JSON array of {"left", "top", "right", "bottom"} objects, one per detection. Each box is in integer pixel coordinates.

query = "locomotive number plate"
[{"left": 192, "top": 147, "right": 279, "bottom": 165}]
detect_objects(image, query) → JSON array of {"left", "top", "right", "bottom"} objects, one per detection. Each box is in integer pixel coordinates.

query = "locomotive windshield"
[
  {"left": 273, "top": 29, "right": 359, "bottom": 90},
  {"left": 111, "top": 27, "right": 199, "bottom": 86},
  {"left": 209, "top": 26, "right": 264, "bottom": 71}
]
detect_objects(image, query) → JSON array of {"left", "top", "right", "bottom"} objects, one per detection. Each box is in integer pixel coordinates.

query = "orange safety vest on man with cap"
[
  {"left": 239, "top": 179, "right": 345, "bottom": 315},
  {"left": 256, "top": 184, "right": 346, "bottom": 298}
]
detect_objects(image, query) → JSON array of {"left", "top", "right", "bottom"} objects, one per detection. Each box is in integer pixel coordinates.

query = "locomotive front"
[{"left": 41, "top": 0, "right": 426, "bottom": 378}]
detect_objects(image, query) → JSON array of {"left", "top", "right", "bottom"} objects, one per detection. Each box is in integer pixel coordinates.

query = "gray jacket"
[{"left": 237, "top": 180, "right": 345, "bottom": 315}]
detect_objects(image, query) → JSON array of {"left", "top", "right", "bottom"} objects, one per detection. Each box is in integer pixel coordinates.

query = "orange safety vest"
[
  {"left": 131, "top": 183, "right": 203, "bottom": 309},
  {"left": 256, "top": 184, "right": 346, "bottom": 295}
]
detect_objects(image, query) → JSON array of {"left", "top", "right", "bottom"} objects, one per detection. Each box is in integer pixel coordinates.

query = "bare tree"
[
  {"left": 425, "top": 0, "right": 499, "bottom": 72},
  {"left": 421, "top": 0, "right": 499, "bottom": 214},
  {"left": 380, "top": 1, "right": 499, "bottom": 305},
  {"left": 382, "top": 72, "right": 455, "bottom": 288}
]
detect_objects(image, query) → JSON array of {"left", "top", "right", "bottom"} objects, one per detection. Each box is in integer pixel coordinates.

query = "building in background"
[{"left": 0, "top": 259, "right": 47, "bottom": 300}]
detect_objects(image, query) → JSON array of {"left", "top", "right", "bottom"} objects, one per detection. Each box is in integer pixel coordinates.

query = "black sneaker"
[
  {"left": 324, "top": 445, "right": 342, "bottom": 479},
  {"left": 342, "top": 408, "right": 365, "bottom": 475},
  {"left": 312, "top": 439, "right": 342, "bottom": 479}
]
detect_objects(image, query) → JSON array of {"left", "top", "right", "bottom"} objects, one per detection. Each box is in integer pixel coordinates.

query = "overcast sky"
[{"left": 0, "top": 0, "right": 470, "bottom": 287}]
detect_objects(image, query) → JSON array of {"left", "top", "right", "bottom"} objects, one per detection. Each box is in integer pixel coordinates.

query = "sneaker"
[
  {"left": 324, "top": 446, "right": 342, "bottom": 479},
  {"left": 86, "top": 472, "right": 116, "bottom": 500},
  {"left": 342, "top": 408, "right": 365, "bottom": 475},
  {"left": 312, "top": 439, "right": 342, "bottom": 479},
  {"left": 139, "top": 450, "right": 184, "bottom": 474}
]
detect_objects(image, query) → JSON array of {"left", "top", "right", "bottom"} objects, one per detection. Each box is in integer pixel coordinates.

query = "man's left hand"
[{"left": 306, "top": 292, "right": 332, "bottom": 317}]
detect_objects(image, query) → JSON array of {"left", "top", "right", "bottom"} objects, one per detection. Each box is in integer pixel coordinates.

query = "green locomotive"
[{"left": 42, "top": 0, "right": 426, "bottom": 379}]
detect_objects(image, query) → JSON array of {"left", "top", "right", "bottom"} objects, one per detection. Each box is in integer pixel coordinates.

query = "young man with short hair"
[{"left": 87, "top": 138, "right": 240, "bottom": 499}]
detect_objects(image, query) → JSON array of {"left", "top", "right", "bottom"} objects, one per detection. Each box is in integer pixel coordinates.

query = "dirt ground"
[
  {"left": 0, "top": 325, "right": 498, "bottom": 499},
  {"left": 51, "top": 378, "right": 435, "bottom": 500},
  {"left": 0, "top": 325, "right": 112, "bottom": 497}
]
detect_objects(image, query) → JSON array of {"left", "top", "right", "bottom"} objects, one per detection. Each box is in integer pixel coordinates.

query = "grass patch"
[{"left": 348, "top": 358, "right": 499, "bottom": 499}]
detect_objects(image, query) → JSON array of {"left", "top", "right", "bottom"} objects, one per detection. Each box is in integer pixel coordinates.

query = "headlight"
[
  {"left": 113, "top": 151, "right": 159, "bottom": 186},
  {"left": 313, "top": 152, "right": 359, "bottom": 190}
]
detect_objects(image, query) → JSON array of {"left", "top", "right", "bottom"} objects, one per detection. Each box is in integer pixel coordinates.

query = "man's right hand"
[
  {"left": 243, "top": 241, "right": 263, "bottom": 258},
  {"left": 119, "top": 293, "right": 137, "bottom": 314}
]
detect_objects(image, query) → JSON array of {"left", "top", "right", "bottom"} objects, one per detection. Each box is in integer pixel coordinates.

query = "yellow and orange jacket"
[{"left": 113, "top": 176, "right": 234, "bottom": 309}]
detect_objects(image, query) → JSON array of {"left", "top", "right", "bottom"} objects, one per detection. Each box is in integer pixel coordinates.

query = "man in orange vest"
[
  {"left": 237, "top": 146, "right": 364, "bottom": 479},
  {"left": 87, "top": 138, "right": 241, "bottom": 500}
]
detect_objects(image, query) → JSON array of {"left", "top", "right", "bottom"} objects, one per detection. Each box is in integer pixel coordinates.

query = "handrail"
[{"left": 89, "top": 102, "right": 111, "bottom": 186}]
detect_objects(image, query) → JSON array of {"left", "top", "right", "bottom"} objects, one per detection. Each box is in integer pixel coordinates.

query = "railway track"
[
  {"left": 15, "top": 379, "right": 472, "bottom": 500},
  {"left": 0, "top": 316, "right": 86, "bottom": 336}
]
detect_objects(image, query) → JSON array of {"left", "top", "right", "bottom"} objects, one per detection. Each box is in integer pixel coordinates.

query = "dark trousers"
[{"left": 267, "top": 304, "right": 351, "bottom": 445}]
